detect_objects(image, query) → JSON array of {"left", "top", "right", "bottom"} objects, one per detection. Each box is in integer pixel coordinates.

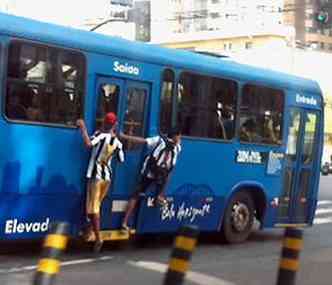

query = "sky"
[{"left": 0, "top": 0, "right": 111, "bottom": 26}]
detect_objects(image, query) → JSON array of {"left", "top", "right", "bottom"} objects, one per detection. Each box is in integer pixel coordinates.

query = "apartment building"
[
  {"left": 150, "top": 0, "right": 289, "bottom": 53},
  {"left": 284, "top": 0, "right": 332, "bottom": 52}
]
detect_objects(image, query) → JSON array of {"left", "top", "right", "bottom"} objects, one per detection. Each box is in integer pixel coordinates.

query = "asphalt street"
[{"left": 1, "top": 175, "right": 332, "bottom": 285}]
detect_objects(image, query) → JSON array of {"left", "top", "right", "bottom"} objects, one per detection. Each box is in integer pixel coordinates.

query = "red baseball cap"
[{"left": 104, "top": 112, "right": 117, "bottom": 125}]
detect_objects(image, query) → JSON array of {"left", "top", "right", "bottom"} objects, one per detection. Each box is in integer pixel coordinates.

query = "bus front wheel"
[{"left": 222, "top": 191, "right": 255, "bottom": 243}]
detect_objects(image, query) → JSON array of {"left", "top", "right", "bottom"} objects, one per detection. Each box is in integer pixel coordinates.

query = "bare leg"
[
  {"left": 83, "top": 214, "right": 94, "bottom": 241},
  {"left": 155, "top": 176, "right": 169, "bottom": 205},
  {"left": 84, "top": 180, "right": 94, "bottom": 240},
  {"left": 91, "top": 214, "right": 103, "bottom": 253},
  {"left": 122, "top": 177, "right": 153, "bottom": 229},
  {"left": 90, "top": 214, "right": 101, "bottom": 242},
  {"left": 122, "top": 198, "right": 138, "bottom": 229}
]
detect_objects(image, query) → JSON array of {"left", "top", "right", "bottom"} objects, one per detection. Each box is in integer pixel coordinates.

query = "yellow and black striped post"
[
  {"left": 276, "top": 227, "right": 303, "bottom": 285},
  {"left": 163, "top": 225, "right": 199, "bottom": 285},
  {"left": 33, "top": 222, "right": 69, "bottom": 285}
]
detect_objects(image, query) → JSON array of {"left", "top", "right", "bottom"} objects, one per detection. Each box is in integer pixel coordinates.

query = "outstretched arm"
[
  {"left": 77, "top": 119, "right": 93, "bottom": 148},
  {"left": 119, "top": 132, "right": 147, "bottom": 145}
]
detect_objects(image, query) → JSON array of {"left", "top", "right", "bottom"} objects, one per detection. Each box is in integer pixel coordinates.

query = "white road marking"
[
  {"left": 0, "top": 256, "right": 113, "bottom": 274},
  {"left": 314, "top": 217, "right": 332, "bottom": 225},
  {"left": 315, "top": 208, "right": 332, "bottom": 215},
  {"left": 128, "top": 260, "right": 235, "bottom": 285},
  {"left": 317, "top": 200, "right": 332, "bottom": 206}
]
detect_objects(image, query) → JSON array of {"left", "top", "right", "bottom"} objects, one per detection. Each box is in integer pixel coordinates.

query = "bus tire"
[{"left": 222, "top": 191, "right": 255, "bottom": 244}]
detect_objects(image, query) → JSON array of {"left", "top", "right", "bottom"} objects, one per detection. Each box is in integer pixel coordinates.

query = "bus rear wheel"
[{"left": 222, "top": 191, "right": 255, "bottom": 243}]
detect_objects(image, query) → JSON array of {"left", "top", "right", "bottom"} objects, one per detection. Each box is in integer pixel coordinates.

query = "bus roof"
[{"left": 0, "top": 12, "right": 322, "bottom": 96}]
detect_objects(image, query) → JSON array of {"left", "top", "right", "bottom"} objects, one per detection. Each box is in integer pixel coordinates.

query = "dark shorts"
[{"left": 131, "top": 175, "right": 167, "bottom": 200}]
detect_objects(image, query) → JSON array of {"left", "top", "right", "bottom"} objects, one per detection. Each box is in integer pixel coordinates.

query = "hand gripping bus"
[{"left": 0, "top": 12, "right": 324, "bottom": 243}]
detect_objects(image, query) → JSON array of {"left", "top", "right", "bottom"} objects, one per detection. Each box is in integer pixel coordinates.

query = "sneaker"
[
  {"left": 82, "top": 229, "right": 95, "bottom": 242},
  {"left": 156, "top": 196, "right": 168, "bottom": 207},
  {"left": 93, "top": 240, "right": 103, "bottom": 253},
  {"left": 121, "top": 223, "right": 130, "bottom": 232}
]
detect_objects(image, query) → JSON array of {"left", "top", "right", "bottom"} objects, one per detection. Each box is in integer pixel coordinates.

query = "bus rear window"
[
  {"left": 6, "top": 41, "right": 85, "bottom": 126},
  {"left": 240, "top": 84, "right": 284, "bottom": 145}
]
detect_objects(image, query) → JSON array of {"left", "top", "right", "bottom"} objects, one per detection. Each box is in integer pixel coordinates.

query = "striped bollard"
[
  {"left": 276, "top": 227, "right": 303, "bottom": 285},
  {"left": 33, "top": 222, "right": 69, "bottom": 285},
  {"left": 163, "top": 225, "right": 199, "bottom": 285}
]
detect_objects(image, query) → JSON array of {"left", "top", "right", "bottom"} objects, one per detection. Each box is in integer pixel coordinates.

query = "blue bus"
[{"left": 0, "top": 12, "right": 324, "bottom": 243}]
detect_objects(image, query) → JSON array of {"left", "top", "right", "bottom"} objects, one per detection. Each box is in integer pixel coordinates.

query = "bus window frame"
[
  {"left": 238, "top": 81, "right": 285, "bottom": 147},
  {"left": 301, "top": 109, "right": 320, "bottom": 165},
  {"left": 3, "top": 38, "right": 87, "bottom": 129},
  {"left": 159, "top": 67, "right": 176, "bottom": 135},
  {"left": 175, "top": 70, "right": 239, "bottom": 143}
]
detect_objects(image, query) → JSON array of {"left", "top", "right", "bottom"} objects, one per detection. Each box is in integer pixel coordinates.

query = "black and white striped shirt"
[
  {"left": 141, "top": 136, "right": 181, "bottom": 178},
  {"left": 86, "top": 131, "right": 124, "bottom": 181}
]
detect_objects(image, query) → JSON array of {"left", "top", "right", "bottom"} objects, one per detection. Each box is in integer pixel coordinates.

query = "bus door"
[
  {"left": 278, "top": 108, "right": 320, "bottom": 224},
  {"left": 95, "top": 76, "right": 123, "bottom": 230},
  {"left": 100, "top": 79, "right": 150, "bottom": 230}
]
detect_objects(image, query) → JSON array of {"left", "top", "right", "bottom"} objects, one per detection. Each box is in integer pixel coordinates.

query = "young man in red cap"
[{"left": 77, "top": 112, "right": 124, "bottom": 252}]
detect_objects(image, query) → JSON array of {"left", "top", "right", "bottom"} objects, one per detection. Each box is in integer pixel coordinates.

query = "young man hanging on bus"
[
  {"left": 120, "top": 127, "right": 182, "bottom": 231},
  {"left": 77, "top": 112, "right": 124, "bottom": 252}
]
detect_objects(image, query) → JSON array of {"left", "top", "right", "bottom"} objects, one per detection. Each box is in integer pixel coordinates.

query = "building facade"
[
  {"left": 150, "top": 0, "right": 289, "bottom": 53},
  {"left": 151, "top": 0, "right": 284, "bottom": 36},
  {"left": 283, "top": 0, "right": 332, "bottom": 52}
]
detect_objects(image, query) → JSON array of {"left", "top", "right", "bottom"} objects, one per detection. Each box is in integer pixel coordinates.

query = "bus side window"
[
  {"left": 286, "top": 110, "right": 300, "bottom": 161},
  {"left": 56, "top": 51, "right": 85, "bottom": 125},
  {"left": 302, "top": 113, "right": 318, "bottom": 164},
  {"left": 160, "top": 69, "right": 174, "bottom": 134},
  {"left": 123, "top": 87, "right": 146, "bottom": 150},
  {"left": 6, "top": 41, "right": 85, "bottom": 126},
  {"left": 212, "top": 79, "right": 237, "bottom": 140},
  {"left": 176, "top": 72, "right": 237, "bottom": 140},
  {"left": 7, "top": 43, "right": 48, "bottom": 122},
  {"left": 240, "top": 84, "right": 284, "bottom": 145}
]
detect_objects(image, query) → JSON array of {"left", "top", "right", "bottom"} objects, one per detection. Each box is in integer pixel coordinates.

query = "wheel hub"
[{"left": 231, "top": 202, "right": 250, "bottom": 232}]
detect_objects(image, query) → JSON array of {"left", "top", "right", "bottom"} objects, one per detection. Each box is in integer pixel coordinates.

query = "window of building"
[
  {"left": 305, "top": 27, "right": 317, "bottom": 33},
  {"left": 6, "top": 41, "right": 85, "bottom": 126},
  {"left": 245, "top": 42, "right": 253, "bottom": 49},
  {"left": 305, "top": 13, "right": 313, "bottom": 20},
  {"left": 210, "top": 12, "right": 220, "bottom": 18},
  {"left": 176, "top": 72, "right": 237, "bottom": 140},
  {"left": 239, "top": 84, "right": 284, "bottom": 145},
  {"left": 160, "top": 69, "right": 174, "bottom": 134}
]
